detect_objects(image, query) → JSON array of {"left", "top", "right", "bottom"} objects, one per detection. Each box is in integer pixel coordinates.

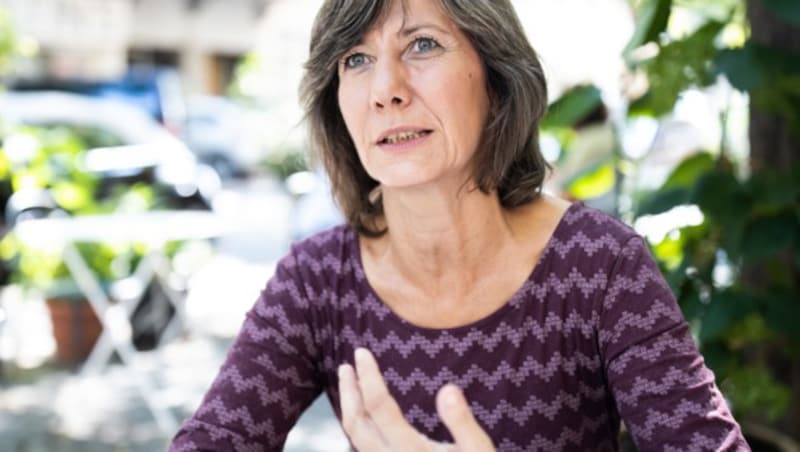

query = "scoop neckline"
[{"left": 351, "top": 201, "right": 580, "bottom": 335}]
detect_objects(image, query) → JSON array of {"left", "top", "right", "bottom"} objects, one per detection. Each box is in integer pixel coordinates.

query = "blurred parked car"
[
  {"left": 9, "top": 66, "right": 186, "bottom": 134},
  {"left": 183, "top": 95, "right": 263, "bottom": 180},
  {"left": 0, "top": 91, "right": 220, "bottom": 213}
]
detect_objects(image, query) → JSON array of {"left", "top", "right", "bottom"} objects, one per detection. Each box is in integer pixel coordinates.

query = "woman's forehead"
[{"left": 360, "top": 0, "right": 454, "bottom": 42}]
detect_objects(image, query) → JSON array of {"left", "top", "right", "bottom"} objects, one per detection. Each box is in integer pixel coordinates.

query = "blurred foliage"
[
  {"left": 0, "top": 125, "right": 160, "bottom": 296},
  {"left": 540, "top": 83, "right": 618, "bottom": 203},
  {"left": 227, "top": 52, "right": 262, "bottom": 103},
  {"left": 762, "top": 0, "right": 800, "bottom": 25},
  {"left": 623, "top": 0, "right": 800, "bottom": 430},
  {"left": 260, "top": 146, "right": 309, "bottom": 181},
  {"left": 0, "top": 6, "right": 180, "bottom": 299},
  {"left": 0, "top": 8, "right": 18, "bottom": 75},
  {"left": 639, "top": 152, "right": 799, "bottom": 423},
  {"left": 541, "top": 85, "right": 603, "bottom": 130},
  {"left": 630, "top": 20, "right": 725, "bottom": 116}
]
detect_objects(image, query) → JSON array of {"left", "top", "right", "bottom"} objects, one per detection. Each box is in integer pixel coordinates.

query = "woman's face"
[{"left": 336, "top": 0, "right": 490, "bottom": 191}]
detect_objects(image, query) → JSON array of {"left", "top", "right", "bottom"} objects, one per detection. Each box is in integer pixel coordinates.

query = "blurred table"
[{"left": 13, "top": 210, "right": 232, "bottom": 434}]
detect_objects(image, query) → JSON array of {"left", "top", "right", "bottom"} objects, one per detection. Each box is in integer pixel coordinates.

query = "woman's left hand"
[{"left": 338, "top": 348, "right": 496, "bottom": 452}]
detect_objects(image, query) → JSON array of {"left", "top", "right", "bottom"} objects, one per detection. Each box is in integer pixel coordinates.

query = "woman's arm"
[
  {"left": 598, "top": 236, "right": 749, "bottom": 451},
  {"left": 169, "top": 248, "right": 323, "bottom": 452}
]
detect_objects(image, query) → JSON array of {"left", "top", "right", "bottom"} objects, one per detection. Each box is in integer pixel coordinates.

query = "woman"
[{"left": 171, "top": 0, "right": 748, "bottom": 450}]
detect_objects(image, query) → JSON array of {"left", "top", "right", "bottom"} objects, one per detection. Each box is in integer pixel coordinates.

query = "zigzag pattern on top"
[
  {"left": 664, "top": 431, "right": 734, "bottom": 452},
  {"left": 240, "top": 316, "right": 298, "bottom": 355},
  {"left": 197, "top": 396, "right": 279, "bottom": 441},
  {"left": 606, "top": 325, "right": 697, "bottom": 374},
  {"left": 524, "top": 268, "right": 609, "bottom": 304},
  {"left": 302, "top": 285, "right": 392, "bottom": 320},
  {"left": 600, "top": 299, "right": 684, "bottom": 345},
  {"left": 251, "top": 353, "right": 317, "bottom": 388},
  {"left": 210, "top": 366, "right": 306, "bottom": 415},
  {"left": 180, "top": 419, "right": 265, "bottom": 452},
  {"left": 547, "top": 231, "right": 624, "bottom": 260},
  {"left": 404, "top": 404, "right": 443, "bottom": 432},
  {"left": 330, "top": 311, "right": 598, "bottom": 358},
  {"left": 468, "top": 382, "right": 606, "bottom": 427},
  {"left": 613, "top": 365, "right": 710, "bottom": 408},
  {"left": 493, "top": 412, "right": 610, "bottom": 451},
  {"left": 171, "top": 203, "right": 747, "bottom": 451},
  {"left": 252, "top": 303, "right": 317, "bottom": 353},
  {"left": 563, "top": 203, "right": 615, "bottom": 227},
  {"left": 381, "top": 350, "right": 602, "bottom": 395},
  {"left": 633, "top": 398, "right": 715, "bottom": 440},
  {"left": 601, "top": 241, "right": 674, "bottom": 310},
  {"left": 294, "top": 249, "right": 360, "bottom": 279}
]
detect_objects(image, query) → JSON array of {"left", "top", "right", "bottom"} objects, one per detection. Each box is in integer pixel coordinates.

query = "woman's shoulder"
[
  {"left": 555, "top": 200, "right": 640, "bottom": 245},
  {"left": 276, "top": 223, "right": 360, "bottom": 279},
  {"left": 531, "top": 198, "right": 649, "bottom": 276},
  {"left": 291, "top": 223, "right": 355, "bottom": 255}
]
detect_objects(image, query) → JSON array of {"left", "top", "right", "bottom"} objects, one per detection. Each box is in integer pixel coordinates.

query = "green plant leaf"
[
  {"left": 677, "top": 284, "right": 703, "bottom": 320},
  {"left": 623, "top": 0, "right": 672, "bottom": 62},
  {"left": 541, "top": 85, "right": 603, "bottom": 130},
  {"left": 565, "top": 160, "right": 615, "bottom": 199},
  {"left": 795, "top": 244, "right": 800, "bottom": 270},
  {"left": 747, "top": 167, "right": 798, "bottom": 213},
  {"left": 700, "top": 339, "right": 736, "bottom": 376},
  {"left": 699, "top": 290, "right": 756, "bottom": 342},
  {"left": 662, "top": 152, "right": 716, "bottom": 190},
  {"left": 763, "top": 0, "right": 800, "bottom": 25},
  {"left": 763, "top": 289, "right": 800, "bottom": 340},
  {"left": 741, "top": 212, "right": 798, "bottom": 261},
  {"left": 721, "top": 366, "right": 791, "bottom": 421},
  {"left": 52, "top": 181, "right": 93, "bottom": 211},
  {"left": 636, "top": 186, "right": 691, "bottom": 216},
  {"left": 715, "top": 41, "right": 800, "bottom": 92},
  {"left": 751, "top": 75, "right": 800, "bottom": 133},
  {"left": 653, "top": 232, "right": 684, "bottom": 270},
  {"left": 691, "top": 170, "right": 750, "bottom": 225},
  {"left": 635, "top": 21, "right": 725, "bottom": 116}
]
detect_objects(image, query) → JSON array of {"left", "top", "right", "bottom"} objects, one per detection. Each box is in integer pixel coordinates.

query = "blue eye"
[
  {"left": 344, "top": 53, "right": 368, "bottom": 69},
  {"left": 413, "top": 37, "right": 440, "bottom": 53}
]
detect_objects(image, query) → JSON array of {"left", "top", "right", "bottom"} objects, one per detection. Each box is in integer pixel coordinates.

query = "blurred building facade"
[{"left": 0, "top": 0, "right": 270, "bottom": 94}]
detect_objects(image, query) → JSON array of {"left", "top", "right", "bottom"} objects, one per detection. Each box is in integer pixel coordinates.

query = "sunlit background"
[{"left": 0, "top": 0, "right": 798, "bottom": 451}]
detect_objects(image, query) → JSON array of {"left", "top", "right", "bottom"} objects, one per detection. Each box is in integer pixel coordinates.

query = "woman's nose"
[{"left": 370, "top": 59, "right": 410, "bottom": 110}]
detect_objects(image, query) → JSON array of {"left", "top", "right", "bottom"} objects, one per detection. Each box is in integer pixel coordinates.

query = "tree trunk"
[
  {"left": 746, "top": 0, "right": 800, "bottom": 172},
  {"left": 746, "top": 0, "right": 800, "bottom": 439}
]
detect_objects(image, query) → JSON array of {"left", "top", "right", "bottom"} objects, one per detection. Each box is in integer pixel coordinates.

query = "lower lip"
[{"left": 377, "top": 132, "right": 432, "bottom": 151}]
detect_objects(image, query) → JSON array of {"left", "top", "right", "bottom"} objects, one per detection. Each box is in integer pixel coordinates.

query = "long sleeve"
[
  {"left": 170, "top": 247, "right": 323, "bottom": 452},
  {"left": 598, "top": 236, "right": 749, "bottom": 451}
]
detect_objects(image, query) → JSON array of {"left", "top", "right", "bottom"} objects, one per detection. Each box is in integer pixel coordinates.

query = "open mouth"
[{"left": 378, "top": 130, "right": 433, "bottom": 145}]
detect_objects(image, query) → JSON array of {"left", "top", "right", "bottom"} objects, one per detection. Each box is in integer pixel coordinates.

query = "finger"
[
  {"left": 436, "top": 384, "right": 495, "bottom": 452},
  {"left": 338, "top": 364, "right": 385, "bottom": 451},
  {"left": 354, "top": 348, "right": 422, "bottom": 447}
]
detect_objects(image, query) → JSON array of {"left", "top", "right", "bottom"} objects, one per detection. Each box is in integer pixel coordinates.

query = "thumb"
[{"left": 436, "top": 384, "right": 495, "bottom": 452}]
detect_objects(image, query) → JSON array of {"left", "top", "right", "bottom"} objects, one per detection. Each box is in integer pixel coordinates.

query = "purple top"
[{"left": 170, "top": 202, "right": 748, "bottom": 451}]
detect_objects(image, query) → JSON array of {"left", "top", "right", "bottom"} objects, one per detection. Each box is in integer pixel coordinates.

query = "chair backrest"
[{"left": 4, "top": 188, "right": 63, "bottom": 227}]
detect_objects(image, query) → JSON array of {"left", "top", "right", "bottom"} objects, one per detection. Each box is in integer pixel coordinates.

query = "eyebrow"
[
  {"left": 396, "top": 22, "right": 450, "bottom": 37},
  {"left": 348, "top": 22, "right": 450, "bottom": 49}
]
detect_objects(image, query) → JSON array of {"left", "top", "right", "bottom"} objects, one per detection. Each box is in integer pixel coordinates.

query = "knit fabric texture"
[{"left": 170, "top": 202, "right": 748, "bottom": 451}]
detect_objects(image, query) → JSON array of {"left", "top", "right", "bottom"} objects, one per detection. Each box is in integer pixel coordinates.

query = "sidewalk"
[{"left": 0, "top": 335, "right": 348, "bottom": 451}]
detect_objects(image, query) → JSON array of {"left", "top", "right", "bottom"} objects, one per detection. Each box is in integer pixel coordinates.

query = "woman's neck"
[{"left": 374, "top": 183, "right": 518, "bottom": 295}]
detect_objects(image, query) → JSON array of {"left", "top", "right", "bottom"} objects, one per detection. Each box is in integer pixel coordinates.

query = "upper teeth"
[{"left": 384, "top": 131, "right": 426, "bottom": 144}]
